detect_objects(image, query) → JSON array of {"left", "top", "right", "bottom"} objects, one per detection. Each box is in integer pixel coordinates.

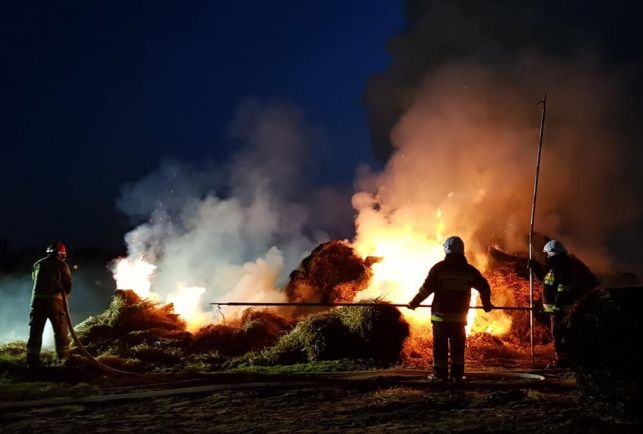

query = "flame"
[
  {"left": 112, "top": 257, "right": 212, "bottom": 333},
  {"left": 166, "top": 285, "right": 213, "bottom": 333},
  {"left": 353, "top": 207, "right": 511, "bottom": 336},
  {"left": 113, "top": 258, "right": 157, "bottom": 298}
]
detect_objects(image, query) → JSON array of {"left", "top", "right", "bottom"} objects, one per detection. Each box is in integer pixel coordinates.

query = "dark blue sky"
[{"left": 1, "top": 1, "right": 403, "bottom": 249}]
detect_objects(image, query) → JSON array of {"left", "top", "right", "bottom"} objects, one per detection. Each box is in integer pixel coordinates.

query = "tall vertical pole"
[{"left": 529, "top": 93, "right": 547, "bottom": 365}]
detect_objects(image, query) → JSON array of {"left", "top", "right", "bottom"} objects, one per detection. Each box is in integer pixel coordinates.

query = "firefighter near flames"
[
  {"left": 26, "top": 241, "right": 72, "bottom": 369},
  {"left": 407, "top": 236, "right": 493, "bottom": 383}
]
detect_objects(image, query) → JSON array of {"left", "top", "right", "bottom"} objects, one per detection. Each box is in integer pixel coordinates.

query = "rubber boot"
[
  {"left": 451, "top": 365, "right": 465, "bottom": 383},
  {"left": 26, "top": 353, "right": 41, "bottom": 369},
  {"left": 428, "top": 366, "right": 449, "bottom": 383}
]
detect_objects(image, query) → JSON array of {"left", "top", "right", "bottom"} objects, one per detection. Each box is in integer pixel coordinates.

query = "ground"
[{"left": 0, "top": 364, "right": 638, "bottom": 433}]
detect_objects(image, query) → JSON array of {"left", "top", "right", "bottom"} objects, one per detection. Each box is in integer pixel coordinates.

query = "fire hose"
[{"left": 61, "top": 291, "right": 140, "bottom": 377}]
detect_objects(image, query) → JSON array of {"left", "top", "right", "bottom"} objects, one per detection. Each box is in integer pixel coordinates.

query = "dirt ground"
[{"left": 0, "top": 366, "right": 639, "bottom": 434}]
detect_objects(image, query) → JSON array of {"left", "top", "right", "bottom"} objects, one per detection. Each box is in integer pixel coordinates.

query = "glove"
[
  {"left": 407, "top": 303, "right": 417, "bottom": 310},
  {"left": 483, "top": 303, "right": 494, "bottom": 313},
  {"left": 528, "top": 259, "right": 538, "bottom": 270}
]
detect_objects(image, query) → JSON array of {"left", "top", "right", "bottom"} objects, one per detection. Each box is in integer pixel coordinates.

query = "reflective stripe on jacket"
[{"left": 410, "top": 253, "right": 491, "bottom": 324}]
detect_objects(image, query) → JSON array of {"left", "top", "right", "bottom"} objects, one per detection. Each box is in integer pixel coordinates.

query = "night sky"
[
  {"left": 3, "top": 1, "right": 643, "bottom": 256},
  {"left": 2, "top": 1, "right": 402, "bottom": 249}
]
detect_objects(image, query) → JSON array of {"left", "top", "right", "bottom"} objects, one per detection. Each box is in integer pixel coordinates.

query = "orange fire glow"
[
  {"left": 113, "top": 257, "right": 212, "bottom": 332},
  {"left": 353, "top": 208, "right": 512, "bottom": 336}
]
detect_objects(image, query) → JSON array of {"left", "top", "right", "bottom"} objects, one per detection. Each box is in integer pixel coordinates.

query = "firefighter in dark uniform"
[
  {"left": 26, "top": 241, "right": 73, "bottom": 368},
  {"left": 529, "top": 239, "right": 574, "bottom": 367},
  {"left": 408, "top": 236, "right": 493, "bottom": 383}
]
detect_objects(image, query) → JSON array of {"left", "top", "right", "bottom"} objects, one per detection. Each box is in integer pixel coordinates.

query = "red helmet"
[{"left": 46, "top": 241, "right": 67, "bottom": 259}]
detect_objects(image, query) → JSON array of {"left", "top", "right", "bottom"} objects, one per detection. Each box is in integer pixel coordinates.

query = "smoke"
[
  {"left": 359, "top": 0, "right": 643, "bottom": 273},
  {"left": 0, "top": 275, "right": 34, "bottom": 343},
  {"left": 0, "top": 266, "right": 114, "bottom": 345},
  {"left": 116, "top": 100, "right": 352, "bottom": 321}
]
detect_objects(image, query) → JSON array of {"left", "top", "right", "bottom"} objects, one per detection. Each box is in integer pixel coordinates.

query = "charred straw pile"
[
  {"left": 73, "top": 290, "right": 295, "bottom": 372},
  {"left": 69, "top": 242, "right": 408, "bottom": 372},
  {"left": 486, "top": 246, "right": 598, "bottom": 346},
  {"left": 64, "top": 239, "right": 609, "bottom": 373},
  {"left": 74, "top": 290, "right": 192, "bottom": 371}
]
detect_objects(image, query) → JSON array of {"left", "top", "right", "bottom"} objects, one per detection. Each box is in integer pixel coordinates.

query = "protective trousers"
[
  {"left": 432, "top": 321, "right": 466, "bottom": 380},
  {"left": 26, "top": 297, "right": 70, "bottom": 364},
  {"left": 550, "top": 308, "right": 571, "bottom": 364}
]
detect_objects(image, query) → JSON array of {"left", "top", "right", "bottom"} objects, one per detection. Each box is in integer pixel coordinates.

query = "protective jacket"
[
  {"left": 409, "top": 253, "right": 492, "bottom": 323},
  {"left": 531, "top": 252, "right": 575, "bottom": 365},
  {"left": 31, "top": 254, "right": 72, "bottom": 303},
  {"left": 542, "top": 252, "right": 573, "bottom": 313},
  {"left": 27, "top": 253, "right": 73, "bottom": 365}
]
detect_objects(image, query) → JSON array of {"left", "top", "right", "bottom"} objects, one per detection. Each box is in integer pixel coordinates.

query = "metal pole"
[
  {"left": 210, "top": 301, "right": 533, "bottom": 311},
  {"left": 529, "top": 93, "right": 547, "bottom": 365}
]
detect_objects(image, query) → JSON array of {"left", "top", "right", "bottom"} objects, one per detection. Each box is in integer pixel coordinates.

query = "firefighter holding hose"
[
  {"left": 408, "top": 236, "right": 493, "bottom": 383},
  {"left": 26, "top": 241, "right": 72, "bottom": 368}
]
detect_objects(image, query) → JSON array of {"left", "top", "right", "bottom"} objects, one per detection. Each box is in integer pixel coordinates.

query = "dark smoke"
[
  {"left": 365, "top": 0, "right": 643, "bottom": 160},
  {"left": 360, "top": 0, "right": 643, "bottom": 273}
]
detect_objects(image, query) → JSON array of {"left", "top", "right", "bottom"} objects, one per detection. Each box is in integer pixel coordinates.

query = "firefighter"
[
  {"left": 408, "top": 236, "right": 493, "bottom": 383},
  {"left": 529, "top": 239, "right": 574, "bottom": 367},
  {"left": 26, "top": 241, "right": 72, "bottom": 368}
]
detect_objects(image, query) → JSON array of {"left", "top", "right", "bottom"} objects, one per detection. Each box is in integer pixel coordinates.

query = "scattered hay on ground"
[{"left": 466, "top": 333, "right": 523, "bottom": 362}]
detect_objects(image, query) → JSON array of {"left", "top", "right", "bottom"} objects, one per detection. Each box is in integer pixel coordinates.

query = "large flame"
[
  {"left": 113, "top": 258, "right": 156, "bottom": 298},
  {"left": 353, "top": 207, "right": 511, "bottom": 336},
  {"left": 165, "top": 285, "right": 213, "bottom": 333},
  {"left": 112, "top": 257, "right": 212, "bottom": 332}
]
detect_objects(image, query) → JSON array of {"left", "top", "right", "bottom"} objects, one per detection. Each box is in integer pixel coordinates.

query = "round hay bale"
[
  {"left": 565, "top": 286, "right": 642, "bottom": 424},
  {"left": 285, "top": 241, "right": 374, "bottom": 306},
  {"left": 338, "top": 303, "right": 409, "bottom": 365},
  {"left": 263, "top": 304, "right": 408, "bottom": 365},
  {"left": 263, "top": 311, "right": 351, "bottom": 364}
]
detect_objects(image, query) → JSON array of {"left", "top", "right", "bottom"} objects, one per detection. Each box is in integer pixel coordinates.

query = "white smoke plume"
[
  {"left": 0, "top": 267, "right": 114, "bottom": 345},
  {"left": 116, "top": 100, "right": 351, "bottom": 324}
]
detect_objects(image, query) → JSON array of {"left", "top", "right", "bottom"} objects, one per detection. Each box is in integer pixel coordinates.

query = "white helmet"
[
  {"left": 443, "top": 236, "right": 465, "bottom": 254},
  {"left": 543, "top": 239, "right": 566, "bottom": 257}
]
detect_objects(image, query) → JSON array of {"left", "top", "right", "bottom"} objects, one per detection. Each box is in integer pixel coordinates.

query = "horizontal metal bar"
[{"left": 209, "top": 302, "right": 532, "bottom": 311}]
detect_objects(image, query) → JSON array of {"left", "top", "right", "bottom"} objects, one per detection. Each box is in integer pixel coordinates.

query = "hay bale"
[
  {"left": 263, "top": 304, "right": 409, "bottom": 365},
  {"left": 338, "top": 302, "right": 409, "bottom": 364},
  {"left": 72, "top": 290, "right": 191, "bottom": 370},
  {"left": 190, "top": 309, "right": 294, "bottom": 356},
  {"left": 565, "top": 286, "right": 642, "bottom": 424},
  {"left": 75, "top": 290, "right": 186, "bottom": 342},
  {"left": 263, "top": 311, "right": 350, "bottom": 364},
  {"left": 485, "top": 263, "right": 551, "bottom": 346},
  {"left": 284, "top": 241, "right": 375, "bottom": 306}
]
